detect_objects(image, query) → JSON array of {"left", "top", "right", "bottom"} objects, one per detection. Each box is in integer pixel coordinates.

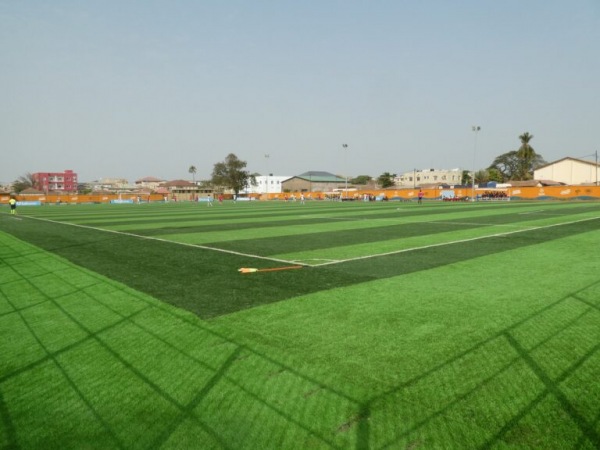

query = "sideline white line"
[
  {"left": 429, "top": 221, "right": 536, "bottom": 229},
  {"left": 292, "top": 258, "right": 341, "bottom": 265},
  {"left": 520, "top": 212, "right": 575, "bottom": 217},
  {"left": 312, "top": 216, "right": 600, "bottom": 267},
  {"left": 519, "top": 210, "right": 545, "bottom": 215},
  {"left": 23, "top": 215, "right": 309, "bottom": 267}
]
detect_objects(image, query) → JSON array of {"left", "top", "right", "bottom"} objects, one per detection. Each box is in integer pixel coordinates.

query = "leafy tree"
[
  {"left": 188, "top": 165, "right": 197, "bottom": 184},
  {"left": 461, "top": 170, "right": 488, "bottom": 186},
  {"left": 475, "top": 169, "right": 490, "bottom": 184},
  {"left": 461, "top": 170, "right": 471, "bottom": 185},
  {"left": 12, "top": 173, "right": 35, "bottom": 193},
  {"left": 488, "top": 133, "right": 545, "bottom": 181},
  {"left": 377, "top": 172, "right": 396, "bottom": 188},
  {"left": 487, "top": 167, "right": 504, "bottom": 183},
  {"left": 488, "top": 151, "right": 521, "bottom": 181},
  {"left": 211, "top": 154, "right": 255, "bottom": 195},
  {"left": 350, "top": 175, "right": 372, "bottom": 185}
]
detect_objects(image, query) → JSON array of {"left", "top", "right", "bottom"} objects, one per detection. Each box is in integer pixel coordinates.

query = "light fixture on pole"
[
  {"left": 342, "top": 144, "right": 348, "bottom": 199},
  {"left": 471, "top": 126, "right": 481, "bottom": 202}
]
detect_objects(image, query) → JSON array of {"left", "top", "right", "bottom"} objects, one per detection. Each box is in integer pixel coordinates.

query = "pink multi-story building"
[{"left": 33, "top": 170, "right": 78, "bottom": 193}]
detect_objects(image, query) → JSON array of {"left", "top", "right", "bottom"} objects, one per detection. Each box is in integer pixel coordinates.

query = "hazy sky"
[{"left": 2, "top": 1, "right": 599, "bottom": 184}]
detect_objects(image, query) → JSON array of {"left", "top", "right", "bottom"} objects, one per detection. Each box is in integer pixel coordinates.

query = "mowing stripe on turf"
[
  {"left": 427, "top": 221, "right": 536, "bottom": 228},
  {"left": 14, "top": 211, "right": 600, "bottom": 270},
  {"left": 312, "top": 215, "right": 600, "bottom": 267},
  {"left": 20, "top": 215, "right": 309, "bottom": 267}
]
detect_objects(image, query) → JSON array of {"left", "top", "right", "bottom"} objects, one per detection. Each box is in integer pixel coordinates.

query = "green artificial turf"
[{"left": 1, "top": 200, "right": 599, "bottom": 449}]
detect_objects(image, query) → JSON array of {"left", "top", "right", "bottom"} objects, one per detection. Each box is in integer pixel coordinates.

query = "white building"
[
  {"left": 135, "top": 176, "right": 166, "bottom": 191},
  {"left": 90, "top": 177, "right": 131, "bottom": 192},
  {"left": 395, "top": 168, "right": 463, "bottom": 187},
  {"left": 241, "top": 175, "right": 290, "bottom": 194},
  {"left": 534, "top": 157, "right": 600, "bottom": 185}
]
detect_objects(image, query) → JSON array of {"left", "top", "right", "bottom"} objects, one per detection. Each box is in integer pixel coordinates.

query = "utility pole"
[
  {"left": 472, "top": 126, "right": 481, "bottom": 201},
  {"left": 342, "top": 144, "right": 348, "bottom": 199},
  {"left": 264, "top": 154, "right": 270, "bottom": 198}
]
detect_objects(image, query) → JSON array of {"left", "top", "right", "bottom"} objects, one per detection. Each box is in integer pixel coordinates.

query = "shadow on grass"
[
  {"left": 0, "top": 234, "right": 361, "bottom": 448},
  {"left": 1, "top": 230, "right": 599, "bottom": 448},
  {"left": 363, "top": 283, "right": 600, "bottom": 449}
]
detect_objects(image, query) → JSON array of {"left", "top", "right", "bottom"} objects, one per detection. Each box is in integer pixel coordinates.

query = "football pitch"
[{"left": 1, "top": 200, "right": 599, "bottom": 449}]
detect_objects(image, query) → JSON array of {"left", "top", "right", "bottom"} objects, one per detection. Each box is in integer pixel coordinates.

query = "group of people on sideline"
[{"left": 480, "top": 191, "right": 509, "bottom": 200}]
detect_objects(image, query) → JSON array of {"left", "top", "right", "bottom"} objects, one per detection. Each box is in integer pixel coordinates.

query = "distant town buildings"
[
  {"left": 88, "top": 177, "right": 130, "bottom": 192},
  {"left": 281, "top": 171, "right": 346, "bottom": 193},
  {"left": 135, "top": 177, "right": 165, "bottom": 191},
  {"left": 160, "top": 180, "right": 205, "bottom": 198},
  {"left": 241, "top": 175, "right": 290, "bottom": 194},
  {"left": 12, "top": 156, "right": 599, "bottom": 197},
  {"left": 394, "top": 168, "right": 463, "bottom": 188},
  {"left": 32, "top": 170, "right": 78, "bottom": 193}
]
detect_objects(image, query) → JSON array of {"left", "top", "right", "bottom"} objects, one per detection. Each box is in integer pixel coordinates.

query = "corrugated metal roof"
[{"left": 285, "top": 171, "right": 345, "bottom": 183}]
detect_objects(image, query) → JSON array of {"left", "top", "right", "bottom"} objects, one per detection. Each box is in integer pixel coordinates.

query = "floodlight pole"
[
  {"left": 264, "top": 154, "right": 270, "bottom": 197},
  {"left": 579, "top": 151, "right": 599, "bottom": 187},
  {"left": 342, "top": 144, "right": 348, "bottom": 199},
  {"left": 471, "top": 126, "right": 481, "bottom": 202}
]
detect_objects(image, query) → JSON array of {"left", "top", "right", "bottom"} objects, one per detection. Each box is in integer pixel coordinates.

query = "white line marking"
[
  {"left": 24, "top": 216, "right": 310, "bottom": 267},
  {"left": 291, "top": 258, "right": 341, "bottom": 265},
  {"left": 312, "top": 216, "right": 600, "bottom": 267},
  {"left": 22, "top": 214, "right": 600, "bottom": 269},
  {"left": 520, "top": 212, "right": 576, "bottom": 217},
  {"left": 519, "top": 210, "right": 545, "bottom": 215},
  {"left": 429, "top": 221, "right": 535, "bottom": 229}
]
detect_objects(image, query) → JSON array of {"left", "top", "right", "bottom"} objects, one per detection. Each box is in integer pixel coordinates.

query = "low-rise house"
[
  {"left": 281, "top": 171, "right": 347, "bottom": 193},
  {"left": 135, "top": 177, "right": 165, "bottom": 191},
  {"left": 395, "top": 168, "right": 463, "bottom": 188},
  {"left": 241, "top": 175, "right": 290, "bottom": 194},
  {"left": 159, "top": 180, "right": 213, "bottom": 200},
  {"left": 534, "top": 157, "right": 600, "bottom": 185}
]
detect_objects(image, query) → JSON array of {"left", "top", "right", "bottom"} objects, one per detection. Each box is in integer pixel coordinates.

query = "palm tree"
[
  {"left": 188, "top": 165, "right": 197, "bottom": 184},
  {"left": 517, "top": 132, "right": 535, "bottom": 179},
  {"left": 518, "top": 132, "right": 534, "bottom": 157}
]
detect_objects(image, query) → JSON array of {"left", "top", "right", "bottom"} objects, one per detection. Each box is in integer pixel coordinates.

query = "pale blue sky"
[{"left": 2, "top": 1, "right": 599, "bottom": 183}]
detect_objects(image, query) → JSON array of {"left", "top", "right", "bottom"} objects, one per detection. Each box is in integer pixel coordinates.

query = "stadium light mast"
[
  {"left": 596, "top": 150, "right": 598, "bottom": 186},
  {"left": 471, "top": 126, "right": 481, "bottom": 202},
  {"left": 264, "top": 154, "right": 270, "bottom": 197},
  {"left": 342, "top": 143, "right": 348, "bottom": 199}
]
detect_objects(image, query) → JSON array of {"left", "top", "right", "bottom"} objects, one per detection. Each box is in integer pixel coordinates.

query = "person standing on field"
[
  {"left": 9, "top": 197, "right": 17, "bottom": 215},
  {"left": 418, "top": 189, "right": 424, "bottom": 204}
]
